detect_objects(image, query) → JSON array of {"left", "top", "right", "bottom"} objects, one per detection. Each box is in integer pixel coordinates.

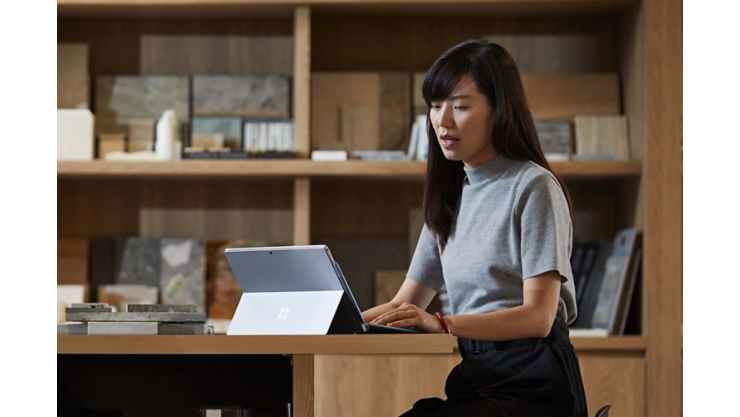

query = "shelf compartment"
[{"left": 57, "top": 160, "right": 642, "bottom": 180}]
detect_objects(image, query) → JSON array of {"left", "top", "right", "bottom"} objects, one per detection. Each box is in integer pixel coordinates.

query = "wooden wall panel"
[
  {"left": 310, "top": 180, "right": 424, "bottom": 238},
  {"left": 579, "top": 353, "right": 645, "bottom": 417},
  {"left": 312, "top": 16, "right": 616, "bottom": 73},
  {"left": 57, "top": 18, "right": 293, "bottom": 76},
  {"left": 315, "top": 352, "right": 644, "bottom": 417},
  {"left": 315, "top": 353, "right": 461, "bottom": 417},
  {"left": 645, "top": 0, "right": 683, "bottom": 415},
  {"left": 294, "top": 354, "right": 315, "bottom": 417}
]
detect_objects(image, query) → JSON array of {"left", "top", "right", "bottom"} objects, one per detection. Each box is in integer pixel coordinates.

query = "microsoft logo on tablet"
[{"left": 278, "top": 307, "right": 291, "bottom": 320}]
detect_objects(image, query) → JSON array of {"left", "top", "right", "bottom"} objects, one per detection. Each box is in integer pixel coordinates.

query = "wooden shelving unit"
[
  {"left": 57, "top": 160, "right": 642, "bottom": 179},
  {"left": 57, "top": 0, "right": 682, "bottom": 416}
]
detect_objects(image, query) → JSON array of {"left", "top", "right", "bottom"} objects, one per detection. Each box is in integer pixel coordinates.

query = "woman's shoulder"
[{"left": 504, "top": 157, "right": 561, "bottom": 191}]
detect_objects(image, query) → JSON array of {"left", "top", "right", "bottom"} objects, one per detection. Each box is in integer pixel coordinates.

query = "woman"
[{"left": 361, "top": 39, "right": 589, "bottom": 417}]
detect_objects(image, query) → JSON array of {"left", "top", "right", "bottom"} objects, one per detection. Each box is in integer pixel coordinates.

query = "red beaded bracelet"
[{"left": 434, "top": 312, "right": 450, "bottom": 334}]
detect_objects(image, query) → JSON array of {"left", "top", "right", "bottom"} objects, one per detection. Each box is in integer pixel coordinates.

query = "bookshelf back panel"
[
  {"left": 58, "top": 179, "right": 294, "bottom": 238},
  {"left": 57, "top": 18, "right": 294, "bottom": 76},
  {"left": 312, "top": 15, "right": 617, "bottom": 73},
  {"left": 311, "top": 179, "right": 424, "bottom": 239}
]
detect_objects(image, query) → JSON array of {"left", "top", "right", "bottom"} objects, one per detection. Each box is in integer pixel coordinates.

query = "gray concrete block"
[
  {"left": 71, "top": 303, "right": 110, "bottom": 308},
  {"left": 57, "top": 323, "right": 88, "bottom": 335},
  {"left": 158, "top": 323, "right": 206, "bottom": 335},
  {"left": 88, "top": 322, "right": 158, "bottom": 335},
  {"left": 66, "top": 307, "right": 113, "bottom": 313},
  {"left": 127, "top": 304, "right": 196, "bottom": 313},
  {"left": 65, "top": 311, "right": 206, "bottom": 323}
]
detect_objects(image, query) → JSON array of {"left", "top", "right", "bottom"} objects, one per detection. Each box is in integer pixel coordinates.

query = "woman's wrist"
[
  {"left": 434, "top": 312, "right": 451, "bottom": 334},
  {"left": 444, "top": 315, "right": 455, "bottom": 335}
]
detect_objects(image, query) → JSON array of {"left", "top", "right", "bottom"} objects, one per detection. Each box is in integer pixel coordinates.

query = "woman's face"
[{"left": 429, "top": 75, "right": 497, "bottom": 168}]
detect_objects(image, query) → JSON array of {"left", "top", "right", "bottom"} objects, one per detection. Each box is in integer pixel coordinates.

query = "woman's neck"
[{"left": 463, "top": 144, "right": 498, "bottom": 169}]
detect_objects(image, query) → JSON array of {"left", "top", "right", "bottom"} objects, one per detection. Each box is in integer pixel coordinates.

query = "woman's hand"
[{"left": 370, "top": 302, "right": 445, "bottom": 334}]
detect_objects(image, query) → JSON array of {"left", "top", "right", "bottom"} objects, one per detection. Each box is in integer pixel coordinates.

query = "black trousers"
[{"left": 400, "top": 319, "right": 588, "bottom": 417}]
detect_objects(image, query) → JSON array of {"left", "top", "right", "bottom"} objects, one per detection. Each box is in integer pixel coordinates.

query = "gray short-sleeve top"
[{"left": 407, "top": 154, "right": 577, "bottom": 324}]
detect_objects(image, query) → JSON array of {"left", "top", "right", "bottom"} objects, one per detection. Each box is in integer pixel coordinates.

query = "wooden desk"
[{"left": 57, "top": 334, "right": 456, "bottom": 417}]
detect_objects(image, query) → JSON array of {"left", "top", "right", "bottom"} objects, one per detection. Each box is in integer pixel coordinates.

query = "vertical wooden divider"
[
  {"left": 293, "top": 177, "right": 311, "bottom": 245},
  {"left": 293, "top": 354, "right": 315, "bottom": 417},
  {"left": 294, "top": 6, "right": 311, "bottom": 159},
  {"left": 646, "top": 0, "right": 683, "bottom": 415}
]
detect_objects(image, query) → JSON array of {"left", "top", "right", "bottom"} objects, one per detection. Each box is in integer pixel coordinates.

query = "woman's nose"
[{"left": 437, "top": 105, "right": 454, "bottom": 128}]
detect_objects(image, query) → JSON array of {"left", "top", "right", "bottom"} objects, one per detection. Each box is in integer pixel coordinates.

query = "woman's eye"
[
  {"left": 431, "top": 105, "right": 441, "bottom": 109},
  {"left": 454, "top": 107, "right": 468, "bottom": 110}
]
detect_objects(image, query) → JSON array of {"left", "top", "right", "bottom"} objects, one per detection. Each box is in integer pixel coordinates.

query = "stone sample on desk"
[
  {"left": 158, "top": 322, "right": 207, "bottom": 335},
  {"left": 72, "top": 303, "right": 109, "bottom": 308},
  {"left": 127, "top": 304, "right": 196, "bottom": 313},
  {"left": 57, "top": 323, "right": 88, "bottom": 335},
  {"left": 66, "top": 306, "right": 113, "bottom": 313},
  {"left": 193, "top": 75, "right": 290, "bottom": 118},
  {"left": 57, "top": 43, "right": 89, "bottom": 109},
  {"left": 65, "top": 311, "right": 206, "bottom": 323},
  {"left": 140, "top": 35, "right": 294, "bottom": 76},
  {"left": 534, "top": 118, "right": 573, "bottom": 159},
  {"left": 192, "top": 117, "right": 243, "bottom": 150},
  {"left": 98, "top": 284, "right": 159, "bottom": 313},
  {"left": 117, "top": 238, "right": 161, "bottom": 287},
  {"left": 94, "top": 76, "right": 189, "bottom": 142},
  {"left": 57, "top": 109, "right": 94, "bottom": 161},
  {"left": 160, "top": 239, "right": 206, "bottom": 313},
  {"left": 88, "top": 321, "right": 158, "bottom": 335}
]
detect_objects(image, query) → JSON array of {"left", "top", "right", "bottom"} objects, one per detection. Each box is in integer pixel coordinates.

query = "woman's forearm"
[
  {"left": 362, "top": 301, "right": 402, "bottom": 323},
  {"left": 445, "top": 305, "right": 551, "bottom": 341}
]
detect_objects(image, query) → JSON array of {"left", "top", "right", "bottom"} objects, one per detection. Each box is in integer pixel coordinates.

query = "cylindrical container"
[{"left": 155, "top": 109, "right": 178, "bottom": 160}]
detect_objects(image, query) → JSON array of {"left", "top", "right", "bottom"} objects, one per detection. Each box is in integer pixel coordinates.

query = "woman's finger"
[
  {"left": 374, "top": 310, "right": 418, "bottom": 325},
  {"left": 388, "top": 317, "right": 419, "bottom": 328},
  {"left": 371, "top": 305, "right": 414, "bottom": 324}
]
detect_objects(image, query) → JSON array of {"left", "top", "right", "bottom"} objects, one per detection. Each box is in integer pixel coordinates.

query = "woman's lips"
[{"left": 440, "top": 136, "right": 459, "bottom": 149}]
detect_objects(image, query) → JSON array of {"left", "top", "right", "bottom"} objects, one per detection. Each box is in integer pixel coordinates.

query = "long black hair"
[{"left": 421, "top": 39, "right": 573, "bottom": 249}]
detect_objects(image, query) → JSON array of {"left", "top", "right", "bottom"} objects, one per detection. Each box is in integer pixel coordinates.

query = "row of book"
[{"left": 569, "top": 228, "right": 642, "bottom": 337}]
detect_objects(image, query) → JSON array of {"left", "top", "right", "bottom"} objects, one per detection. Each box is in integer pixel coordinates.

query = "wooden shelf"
[
  {"left": 569, "top": 336, "right": 645, "bottom": 352},
  {"left": 57, "top": 0, "right": 637, "bottom": 18},
  {"left": 57, "top": 160, "right": 642, "bottom": 180},
  {"left": 57, "top": 334, "right": 456, "bottom": 355}
]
